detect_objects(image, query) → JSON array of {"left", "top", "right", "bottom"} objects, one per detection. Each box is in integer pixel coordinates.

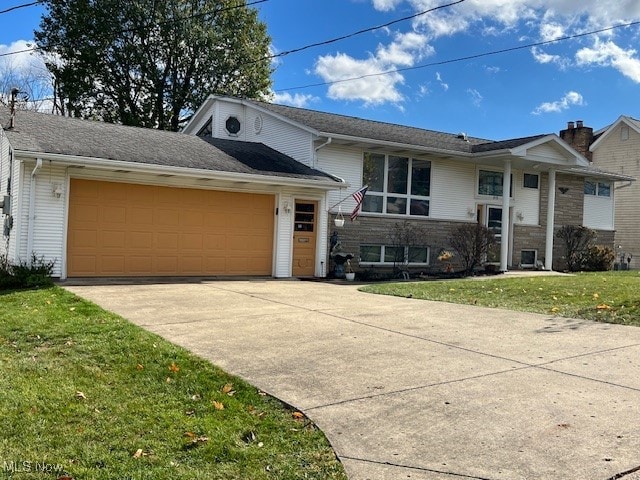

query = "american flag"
[{"left": 350, "top": 186, "right": 369, "bottom": 221}]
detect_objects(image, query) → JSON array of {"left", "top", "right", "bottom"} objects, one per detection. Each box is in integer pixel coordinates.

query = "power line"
[
  {"left": 0, "top": 1, "right": 40, "bottom": 15},
  {"left": 275, "top": 19, "right": 640, "bottom": 93},
  {"left": 269, "top": 0, "right": 466, "bottom": 60}
]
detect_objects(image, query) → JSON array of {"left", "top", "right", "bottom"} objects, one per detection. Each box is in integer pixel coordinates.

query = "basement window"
[{"left": 520, "top": 250, "right": 537, "bottom": 268}]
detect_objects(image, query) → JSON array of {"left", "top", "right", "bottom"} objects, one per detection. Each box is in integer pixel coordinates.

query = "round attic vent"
[
  {"left": 254, "top": 115, "right": 263, "bottom": 134},
  {"left": 225, "top": 116, "right": 241, "bottom": 135}
]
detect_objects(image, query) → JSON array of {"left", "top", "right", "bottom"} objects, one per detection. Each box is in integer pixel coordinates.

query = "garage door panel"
[
  {"left": 156, "top": 256, "right": 179, "bottom": 273},
  {"left": 102, "top": 230, "right": 126, "bottom": 248},
  {"left": 68, "top": 179, "right": 274, "bottom": 277},
  {"left": 129, "top": 207, "right": 154, "bottom": 225},
  {"left": 101, "top": 256, "right": 125, "bottom": 274},
  {"left": 180, "top": 233, "right": 203, "bottom": 250},
  {"left": 156, "top": 233, "right": 179, "bottom": 250}
]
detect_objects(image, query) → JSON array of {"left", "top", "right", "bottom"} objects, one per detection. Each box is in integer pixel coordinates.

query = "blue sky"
[{"left": 2, "top": 0, "right": 640, "bottom": 140}]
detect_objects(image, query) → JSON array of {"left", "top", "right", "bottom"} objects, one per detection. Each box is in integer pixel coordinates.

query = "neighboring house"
[
  {"left": 0, "top": 97, "right": 630, "bottom": 280},
  {"left": 570, "top": 117, "right": 639, "bottom": 268}
]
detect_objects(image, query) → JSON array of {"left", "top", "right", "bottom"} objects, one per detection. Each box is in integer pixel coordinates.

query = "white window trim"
[
  {"left": 523, "top": 172, "right": 539, "bottom": 189},
  {"left": 362, "top": 153, "right": 431, "bottom": 217},
  {"left": 475, "top": 166, "right": 514, "bottom": 199},
  {"left": 584, "top": 179, "right": 611, "bottom": 197}
]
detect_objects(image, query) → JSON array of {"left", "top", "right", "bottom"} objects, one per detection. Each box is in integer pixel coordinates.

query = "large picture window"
[{"left": 362, "top": 153, "right": 431, "bottom": 216}]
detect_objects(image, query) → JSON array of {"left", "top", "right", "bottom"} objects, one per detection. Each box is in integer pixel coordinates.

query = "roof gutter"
[
  {"left": 26, "top": 157, "right": 42, "bottom": 265},
  {"left": 15, "top": 151, "right": 344, "bottom": 190}
]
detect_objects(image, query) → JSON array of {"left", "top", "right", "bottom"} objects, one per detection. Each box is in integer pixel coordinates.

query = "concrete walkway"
[{"left": 64, "top": 279, "right": 640, "bottom": 480}]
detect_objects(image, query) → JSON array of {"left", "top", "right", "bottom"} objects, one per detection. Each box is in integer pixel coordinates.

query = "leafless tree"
[{"left": 449, "top": 223, "right": 496, "bottom": 275}]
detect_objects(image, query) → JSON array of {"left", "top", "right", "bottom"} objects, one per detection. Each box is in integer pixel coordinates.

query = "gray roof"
[
  {"left": 248, "top": 99, "right": 548, "bottom": 154},
  {"left": 0, "top": 107, "right": 338, "bottom": 183}
]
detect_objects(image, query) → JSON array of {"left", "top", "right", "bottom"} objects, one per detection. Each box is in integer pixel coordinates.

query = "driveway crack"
[{"left": 340, "top": 455, "right": 498, "bottom": 480}]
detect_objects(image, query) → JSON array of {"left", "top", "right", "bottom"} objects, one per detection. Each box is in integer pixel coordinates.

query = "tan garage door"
[{"left": 67, "top": 179, "right": 274, "bottom": 277}]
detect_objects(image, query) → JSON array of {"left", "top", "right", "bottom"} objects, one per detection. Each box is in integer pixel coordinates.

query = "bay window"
[{"left": 362, "top": 152, "right": 431, "bottom": 216}]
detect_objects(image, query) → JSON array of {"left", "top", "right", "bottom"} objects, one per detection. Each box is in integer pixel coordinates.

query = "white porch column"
[
  {"left": 500, "top": 160, "right": 511, "bottom": 272},
  {"left": 545, "top": 168, "right": 556, "bottom": 271}
]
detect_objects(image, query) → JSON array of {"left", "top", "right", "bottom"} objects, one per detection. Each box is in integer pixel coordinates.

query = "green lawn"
[
  {"left": 361, "top": 271, "right": 640, "bottom": 327},
  {"left": 0, "top": 287, "right": 347, "bottom": 480}
]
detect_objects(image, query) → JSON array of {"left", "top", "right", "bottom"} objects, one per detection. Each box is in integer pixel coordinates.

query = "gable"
[{"left": 591, "top": 116, "right": 640, "bottom": 152}]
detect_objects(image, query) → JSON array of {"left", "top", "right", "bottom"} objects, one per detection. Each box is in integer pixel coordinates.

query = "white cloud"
[
  {"left": 0, "top": 40, "right": 46, "bottom": 74},
  {"left": 314, "top": 53, "right": 405, "bottom": 105},
  {"left": 372, "top": 0, "right": 403, "bottom": 11},
  {"left": 539, "top": 22, "right": 565, "bottom": 41},
  {"left": 271, "top": 92, "right": 319, "bottom": 108},
  {"left": 435, "top": 71, "right": 448, "bottom": 90},
  {"left": 313, "top": 29, "right": 433, "bottom": 105},
  {"left": 531, "top": 46, "right": 570, "bottom": 68},
  {"left": 532, "top": 91, "right": 585, "bottom": 115},
  {"left": 576, "top": 39, "right": 640, "bottom": 83},
  {"left": 467, "top": 88, "right": 483, "bottom": 107}
]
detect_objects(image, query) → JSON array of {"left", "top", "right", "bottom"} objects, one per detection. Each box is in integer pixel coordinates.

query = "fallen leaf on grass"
[
  {"left": 550, "top": 307, "right": 560, "bottom": 313},
  {"left": 75, "top": 391, "right": 87, "bottom": 400},
  {"left": 593, "top": 293, "right": 600, "bottom": 299},
  {"left": 596, "top": 304, "right": 612, "bottom": 310},
  {"left": 136, "top": 364, "right": 144, "bottom": 370},
  {"left": 169, "top": 362, "right": 180, "bottom": 373},
  {"left": 184, "top": 432, "right": 209, "bottom": 446},
  {"left": 292, "top": 411, "right": 305, "bottom": 420},
  {"left": 133, "top": 448, "right": 146, "bottom": 459},
  {"left": 222, "top": 383, "right": 235, "bottom": 396},
  {"left": 212, "top": 401, "right": 224, "bottom": 410}
]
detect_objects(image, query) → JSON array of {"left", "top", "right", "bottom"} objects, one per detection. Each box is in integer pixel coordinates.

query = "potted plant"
[{"left": 345, "top": 259, "right": 355, "bottom": 281}]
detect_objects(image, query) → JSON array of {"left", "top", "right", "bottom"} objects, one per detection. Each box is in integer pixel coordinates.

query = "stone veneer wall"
[{"left": 326, "top": 215, "right": 470, "bottom": 275}]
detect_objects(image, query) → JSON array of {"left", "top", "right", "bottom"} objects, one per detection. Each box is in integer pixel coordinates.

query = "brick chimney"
[{"left": 559, "top": 120, "right": 593, "bottom": 161}]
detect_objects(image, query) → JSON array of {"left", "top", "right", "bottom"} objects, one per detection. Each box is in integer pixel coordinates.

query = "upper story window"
[
  {"left": 362, "top": 152, "right": 431, "bottom": 217},
  {"left": 478, "top": 169, "right": 513, "bottom": 197},
  {"left": 523, "top": 173, "right": 539, "bottom": 189},
  {"left": 225, "top": 116, "right": 241, "bottom": 135},
  {"left": 584, "top": 180, "right": 611, "bottom": 197}
]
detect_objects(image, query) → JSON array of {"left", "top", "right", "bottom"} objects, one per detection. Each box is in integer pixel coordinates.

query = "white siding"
[
  {"left": 430, "top": 160, "right": 476, "bottom": 221},
  {"left": 213, "top": 102, "right": 315, "bottom": 167},
  {"left": 317, "top": 145, "right": 362, "bottom": 214},
  {"left": 273, "top": 188, "right": 329, "bottom": 278},
  {"left": 584, "top": 194, "right": 614, "bottom": 231},
  {"left": 15, "top": 161, "right": 67, "bottom": 276},
  {"left": 513, "top": 172, "right": 540, "bottom": 226},
  {"left": 0, "top": 130, "right": 9, "bottom": 258},
  {"left": 527, "top": 143, "right": 571, "bottom": 163}
]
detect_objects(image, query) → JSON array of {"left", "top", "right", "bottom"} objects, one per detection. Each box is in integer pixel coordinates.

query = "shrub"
[
  {"left": 0, "top": 254, "right": 56, "bottom": 290},
  {"left": 449, "top": 223, "right": 496, "bottom": 275},
  {"left": 582, "top": 245, "right": 615, "bottom": 271},
  {"left": 556, "top": 225, "right": 597, "bottom": 272}
]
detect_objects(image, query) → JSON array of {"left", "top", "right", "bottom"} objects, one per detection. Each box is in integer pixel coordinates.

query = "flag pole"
[{"left": 328, "top": 185, "right": 369, "bottom": 212}]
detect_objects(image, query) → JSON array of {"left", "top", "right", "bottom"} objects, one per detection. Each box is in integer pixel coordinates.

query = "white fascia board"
[
  {"left": 561, "top": 166, "right": 635, "bottom": 182},
  {"left": 590, "top": 116, "right": 640, "bottom": 151},
  {"left": 510, "top": 134, "right": 590, "bottom": 167},
  {"left": 182, "top": 95, "right": 216, "bottom": 134},
  {"left": 14, "top": 150, "right": 344, "bottom": 190},
  {"left": 319, "top": 132, "right": 474, "bottom": 159}
]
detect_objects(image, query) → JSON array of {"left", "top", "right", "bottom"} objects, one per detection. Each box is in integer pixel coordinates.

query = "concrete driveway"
[{"left": 64, "top": 279, "right": 640, "bottom": 480}]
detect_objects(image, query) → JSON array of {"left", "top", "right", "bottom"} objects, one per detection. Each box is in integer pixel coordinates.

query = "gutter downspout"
[
  {"left": 314, "top": 137, "right": 332, "bottom": 169},
  {"left": 26, "top": 158, "right": 42, "bottom": 265}
]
